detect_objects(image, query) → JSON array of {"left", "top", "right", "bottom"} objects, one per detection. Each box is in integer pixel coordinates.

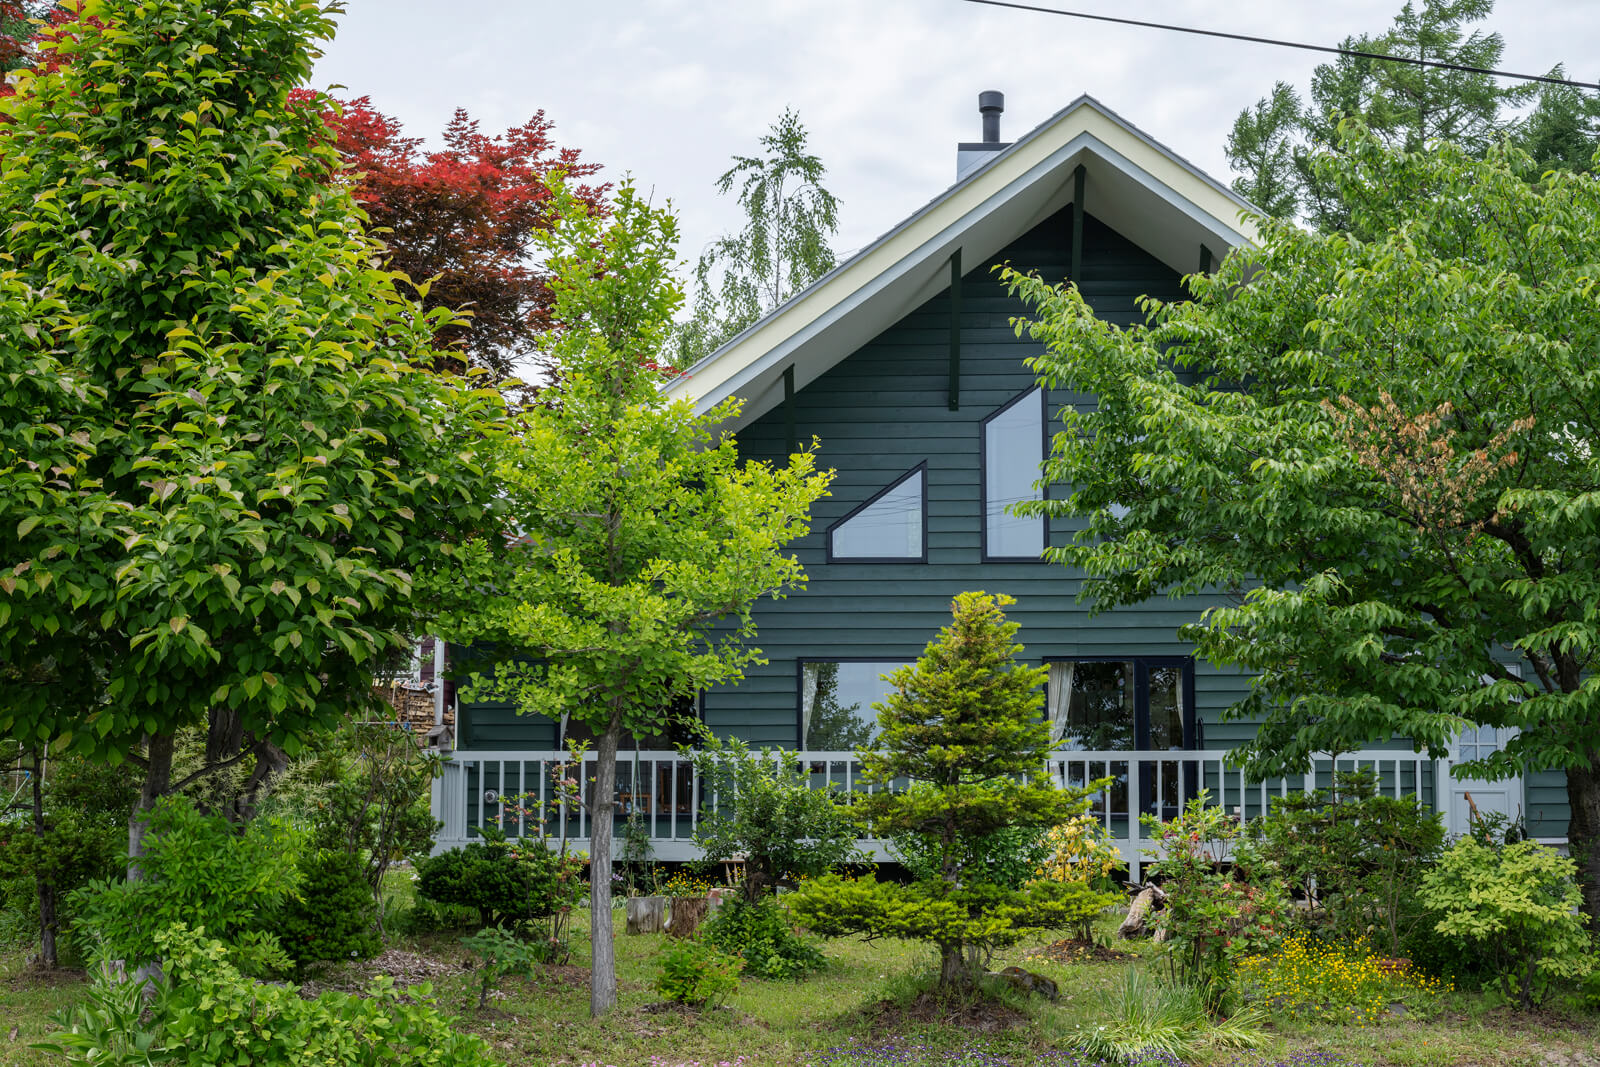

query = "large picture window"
[
  {"left": 798, "top": 660, "right": 909, "bottom": 750},
  {"left": 1047, "top": 657, "right": 1195, "bottom": 817},
  {"left": 982, "top": 388, "right": 1045, "bottom": 560},
  {"left": 827, "top": 464, "right": 926, "bottom": 562}
]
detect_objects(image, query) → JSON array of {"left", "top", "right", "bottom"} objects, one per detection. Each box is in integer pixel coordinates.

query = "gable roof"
[{"left": 664, "top": 95, "right": 1260, "bottom": 430}]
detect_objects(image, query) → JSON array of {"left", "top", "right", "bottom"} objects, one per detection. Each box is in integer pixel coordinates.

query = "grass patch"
[{"left": 2, "top": 899, "right": 1598, "bottom": 1067}]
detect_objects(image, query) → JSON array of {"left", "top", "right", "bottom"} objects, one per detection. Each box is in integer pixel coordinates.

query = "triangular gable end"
[{"left": 665, "top": 95, "right": 1260, "bottom": 432}]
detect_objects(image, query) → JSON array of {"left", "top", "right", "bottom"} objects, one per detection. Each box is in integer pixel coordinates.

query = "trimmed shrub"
[
  {"left": 268, "top": 849, "right": 380, "bottom": 969},
  {"left": 415, "top": 839, "right": 582, "bottom": 928}
]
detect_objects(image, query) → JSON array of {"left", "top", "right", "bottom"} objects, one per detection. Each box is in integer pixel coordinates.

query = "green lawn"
[{"left": 4, "top": 901, "right": 1598, "bottom": 1067}]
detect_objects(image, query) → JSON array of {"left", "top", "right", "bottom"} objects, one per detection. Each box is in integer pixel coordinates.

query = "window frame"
[
  {"left": 824, "top": 461, "right": 929, "bottom": 565},
  {"left": 979, "top": 387, "right": 1049, "bottom": 562}
]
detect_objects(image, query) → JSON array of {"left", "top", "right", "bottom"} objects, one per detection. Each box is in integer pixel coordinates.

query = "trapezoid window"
[
  {"left": 826, "top": 463, "right": 926, "bottom": 562},
  {"left": 799, "top": 659, "right": 909, "bottom": 750},
  {"left": 982, "top": 387, "right": 1045, "bottom": 560}
]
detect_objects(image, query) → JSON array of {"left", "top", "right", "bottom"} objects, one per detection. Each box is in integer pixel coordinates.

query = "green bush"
[
  {"left": 36, "top": 924, "right": 499, "bottom": 1066},
  {"left": 1243, "top": 769, "right": 1443, "bottom": 955},
  {"left": 415, "top": 839, "right": 582, "bottom": 929},
  {"left": 654, "top": 937, "right": 742, "bottom": 1009},
  {"left": 1143, "top": 793, "right": 1293, "bottom": 1012},
  {"left": 1418, "top": 836, "right": 1591, "bottom": 1009},
  {"left": 460, "top": 925, "right": 547, "bottom": 1011},
  {"left": 1071, "top": 966, "right": 1264, "bottom": 1064},
  {"left": 268, "top": 849, "right": 380, "bottom": 970},
  {"left": 701, "top": 896, "right": 825, "bottom": 980},
  {"left": 71, "top": 796, "right": 298, "bottom": 973}
]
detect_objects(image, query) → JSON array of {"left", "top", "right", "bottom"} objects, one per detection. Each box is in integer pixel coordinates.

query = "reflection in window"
[
  {"left": 983, "top": 388, "right": 1045, "bottom": 558},
  {"left": 1046, "top": 659, "right": 1189, "bottom": 752},
  {"left": 800, "top": 661, "right": 907, "bottom": 750},
  {"left": 828, "top": 466, "right": 924, "bottom": 561}
]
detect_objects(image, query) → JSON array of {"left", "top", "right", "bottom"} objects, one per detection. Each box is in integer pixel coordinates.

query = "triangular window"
[{"left": 827, "top": 463, "right": 926, "bottom": 562}]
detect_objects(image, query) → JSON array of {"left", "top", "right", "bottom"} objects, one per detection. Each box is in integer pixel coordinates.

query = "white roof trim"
[{"left": 666, "top": 95, "right": 1260, "bottom": 423}]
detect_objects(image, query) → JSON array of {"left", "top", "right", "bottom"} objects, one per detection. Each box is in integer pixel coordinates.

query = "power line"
[{"left": 959, "top": 0, "right": 1600, "bottom": 92}]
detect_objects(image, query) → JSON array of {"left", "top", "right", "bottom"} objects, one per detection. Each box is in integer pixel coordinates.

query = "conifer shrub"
[
  {"left": 792, "top": 592, "right": 1118, "bottom": 991},
  {"left": 268, "top": 849, "right": 380, "bottom": 970}
]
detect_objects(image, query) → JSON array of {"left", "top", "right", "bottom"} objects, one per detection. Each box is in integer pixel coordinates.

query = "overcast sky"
[{"left": 313, "top": 1, "right": 1600, "bottom": 274}]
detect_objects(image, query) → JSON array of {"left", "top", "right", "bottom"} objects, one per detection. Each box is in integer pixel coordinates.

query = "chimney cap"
[{"left": 978, "top": 90, "right": 1005, "bottom": 113}]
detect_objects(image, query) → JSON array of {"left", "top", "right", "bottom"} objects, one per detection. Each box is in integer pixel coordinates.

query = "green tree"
[
  {"left": 1001, "top": 127, "right": 1600, "bottom": 922},
  {"left": 792, "top": 593, "right": 1114, "bottom": 992},
  {"left": 689, "top": 736, "right": 863, "bottom": 903},
  {"left": 1225, "top": 0, "right": 1564, "bottom": 226},
  {"left": 674, "top": 108, "right": 839, "bottom": 365},
  {"left": 427, "top": 177, "right": 832, "bottom": 1016},
  {"left": 0, "top": 0, "right": 497, "bottom": 871}
]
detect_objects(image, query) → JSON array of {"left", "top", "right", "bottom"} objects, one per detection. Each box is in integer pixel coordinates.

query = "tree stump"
[
  {"left": 626, "top": 895, "right": 667, "bottom": 934},
  {"left": 668, "top": 895, "right": 710, "bottom": 938},
  {"left": 1118, "top": 884, "right": 1167, "bottom": 940}
]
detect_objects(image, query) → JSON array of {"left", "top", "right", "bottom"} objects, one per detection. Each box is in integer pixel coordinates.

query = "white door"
[{"left": 1445, "top": 724, "right": 1523, "bottom": 837}]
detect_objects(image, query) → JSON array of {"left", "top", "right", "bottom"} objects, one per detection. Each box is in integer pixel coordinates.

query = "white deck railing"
[{"left": 431, "top": 747, "right": 1438, "bottom": 879}]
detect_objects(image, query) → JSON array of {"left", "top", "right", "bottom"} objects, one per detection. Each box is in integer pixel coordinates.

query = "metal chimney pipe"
[{"left": 979, "top": 90, "right": 1004, "bottom": 143}]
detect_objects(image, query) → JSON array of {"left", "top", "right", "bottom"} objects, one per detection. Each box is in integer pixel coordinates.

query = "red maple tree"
[{"left": 313, "top": 95, "right": 609, "bottom": 381}]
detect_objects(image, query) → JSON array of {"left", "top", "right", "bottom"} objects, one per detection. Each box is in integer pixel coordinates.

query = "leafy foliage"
[
  {"left": 71, "top": 796, "right": 297, "bottom": 973},
  {"left": 793, "top": 593, "right": 1115, "bottom": 990},
  {"left": 674, "top": 108, "right": 839, "bottom": 365},
  {"left": 700, "top": 896, "right": 826, "bottom": 980},
  {"left": 266, "top": 848, "right": 380, "bottom": 971},
  {"left": 459, "top": 925, "right": 547, "bottom": 1011},
  {"left": 1034, "top": 814, "right": 1126, "bottom": 941},
  {"left": 1004, "top": 128, "right": 1600, "bottom": 921},
  {"left": 1142, "top": 794, "right": 1293, "bottom": 1009},
  {"left": 427, "top": 175, "right": 831, "bottom": 1016},
  {"left": 306, "top": 718, "right": 441, "bottom": 916},
  {"left": 38, "top": 924, "right": 500, "bottom": 1066},
  {"left": 0, "top": 0, "right": 499, "bottom": 838},
  {"left": 1243, "top": 769, "right": 1444, "bottom": 955},
  {"left": 1418, "top": 837, "right": 1591, "bottom": 1008},
  {"left": 1224, "top": 0, "right": 1568, "bottom": 225},
  {"left": 314, "top": 94, "right": 607, "bottom": 382},
  {"left": 653, "top": 937, "right": 743, "bottom": 1010},
  {"left": 689, "top": 736, "right": 863, "bottom": 902}
]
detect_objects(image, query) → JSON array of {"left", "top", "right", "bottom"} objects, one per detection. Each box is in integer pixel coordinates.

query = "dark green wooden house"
[{"left": 433, "top": 95, "right": 1569, "bottom": 869}]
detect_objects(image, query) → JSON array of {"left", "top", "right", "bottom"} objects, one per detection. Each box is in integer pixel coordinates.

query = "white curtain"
[
  {"left": 1047, "top": 661, "right": 1075, "bottom": 750},
  {"left": 800, "top": 664, "right": 821, "bottom": 750}
]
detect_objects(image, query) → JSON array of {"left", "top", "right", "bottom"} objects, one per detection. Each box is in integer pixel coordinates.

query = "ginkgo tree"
[
  {"left": 0, "top": 0, "right": 498, "bottom": 863},
  {"left": 429, "top": 177, "right": 832, "bottom": 1017}
]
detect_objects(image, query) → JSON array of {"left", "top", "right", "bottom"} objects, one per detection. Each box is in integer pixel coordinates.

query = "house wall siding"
[
  {"left": 704, "top": 208, "right": 1253, "bottom": 745},
  {"left": 455, "top": 203, "right": 1571, "bottom": 843}
]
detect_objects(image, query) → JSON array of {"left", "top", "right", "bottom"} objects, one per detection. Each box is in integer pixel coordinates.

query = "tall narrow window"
[
  {"left": 982, "top": 388, "right": 1045, "bottom": 559},
  {"left": 827, "top": 464, "right": 926, "bottom": 562}
]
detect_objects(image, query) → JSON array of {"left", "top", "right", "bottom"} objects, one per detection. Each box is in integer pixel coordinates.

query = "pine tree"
[{"left": 792, "top": 593, "right": 1115, "bottom": 991}]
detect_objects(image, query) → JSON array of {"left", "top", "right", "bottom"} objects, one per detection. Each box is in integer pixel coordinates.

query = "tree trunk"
[
  {"left": 1565, "top": 762, "right": 1600, "bottom": 925},
  {"left": 588, "top": 711, "right": 622, "bottom": 1017},
  {"left": 129, "top": 733, "right": 175, "bottom": 879},
  {"left": 30, "top": 751, "right": 57, "bottom": 969},
  {"left": 938, "top": 943, "right": 975, "bottom": 991}
]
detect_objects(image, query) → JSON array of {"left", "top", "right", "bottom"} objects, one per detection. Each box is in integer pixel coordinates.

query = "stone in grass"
[{"left": 988, "top": 965, "right": 1059, "bottom": 1001}]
